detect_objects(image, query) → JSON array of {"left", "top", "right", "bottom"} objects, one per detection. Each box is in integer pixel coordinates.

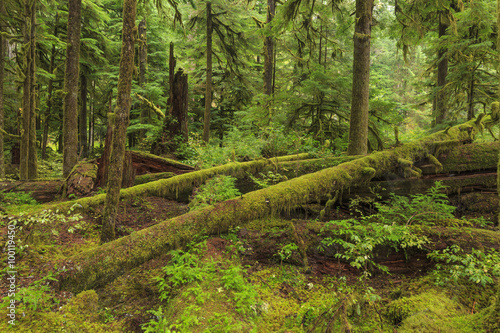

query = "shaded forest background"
[{"left": 1, "top": 0, "right": 499, "bottom": 179}]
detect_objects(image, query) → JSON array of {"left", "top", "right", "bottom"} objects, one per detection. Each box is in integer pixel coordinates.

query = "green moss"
[
  {"left": 0, "top": 290, "right": 122, "bottom": 332},
  {"left": 440, "top": 142, "right": 500, "bottom": 174},
  {"left": 134, "top": 171, "right": 175, "bottom": 185},
  {"left": 394, "top": 291, "right": 479, "bottom": 332}
]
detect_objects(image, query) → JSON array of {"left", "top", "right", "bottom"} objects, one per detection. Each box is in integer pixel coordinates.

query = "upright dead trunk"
[
  {"left": 435, "top": 12, "right": 449, "bottom": 125},
  {"left": 20, "top": 0, "right": 37, "bottom": 180},
  {"left": 62, "top": 0, "right": 82, "bottom": 177},
  {"left": 347, "top": 0, "right": 373, "bottom": 156},
  {"left": 79, "top": 71, "right": 88, "bottom": 158},
  {"left": 0, "top": 0, "right": 6, "bottom": 178},
  {"left": 150, "top": 68, "right": 188, "bottom": 155},
  {"left": 203, "top": 2, "right": 213, "bottom": 143},
  {"left": 101, "top": 0, "right": 137, "bottom": 243},
  {"left": 170, "top": 69, "right": 189, "bottom": 142}
]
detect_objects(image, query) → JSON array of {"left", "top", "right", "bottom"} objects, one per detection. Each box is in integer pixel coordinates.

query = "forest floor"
[{"left": 0, "top": 177, "right": 499, "bottom": 332}]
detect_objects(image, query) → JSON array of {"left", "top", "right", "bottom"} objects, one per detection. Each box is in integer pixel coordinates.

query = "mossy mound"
[
  {"left": 0, "top": 290, "right": 123, "bottom": 332},
  {"left": 389, "top": 291, "right": 481, "bottom": 332}
]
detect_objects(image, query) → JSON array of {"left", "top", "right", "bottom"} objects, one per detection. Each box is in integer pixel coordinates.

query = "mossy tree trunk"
[
  {"left": 263, "top": 0, "right": 275, "bottom": 117},
  {"left": 0, "top": 0, "right": 5, "bottom": 178},
  {"left": 79, "top": 70, "right": 88, "bottom": 158},
  {"left": 347, "top": 0, "right": 373, "bottom": 156},
  {"left": 62, "top": 0, "right": 82, "bottom": 177},
  {"left": 138, "top": 18, "right": 148, "bottom": 140},
  {"left": 101, "top": 0, "right": 137, "bottom": 243},
  {"left": 497, "top": 0, "right": 500, "bottom": 227},
  {"left": 435, "top": 12, "right": 449, "bottom": 125},
  {"left": 203, "top": 1, "right": 213, "bottom": 143},
  {"left": 59, "top": 116, "right": 490, "bottom": 293},
  {"left": 41, "top": 12, "right": 59, "bottom": 161},
  {"left": 20, "top": 0, "right": 37, "bottom": 180}
]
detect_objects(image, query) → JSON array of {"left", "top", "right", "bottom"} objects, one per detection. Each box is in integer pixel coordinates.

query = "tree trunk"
[
  {"left": 20, "top": 0, "right": 37, "bottom": 180},
  {"left": 203, "top": 2, "right": 213, "bottom": 143},
  {"left": 0, "top": 0, "right": 5, "bottom": 178},
  {"left": 138, "top": 18, "right": 148, "bottom": 139},
  {"left": 79, "top": 71, "right": 88, "bottom": 158},
  {"left": 28, "top": 13, "right": 37, "bottom": 181},
  {"left": 95, "top": 113, "right": 114, "bottom": 189},
  {"left": 435, "top": 12, "right": 449, "bottom": 125},
  {"left": 467, "top": 73, "right": 475, "bottom": 120},
  {"left": 497, "top": 0, "right": 500, "bottom": 227},
  {"left": 347, "top": 0, "right": 373, "bottom": 156},
  {"left": 101, "top": 0, "right": 137, "bottom": 243},
  {"left": 151, "top": 69, "right": 189, "bottom": 155},
  {"left": 264, "top": 0, "right": 275, "bottom": 96},
  {"left": 62, "top": 0, "right": 82, "bottom": 177}
]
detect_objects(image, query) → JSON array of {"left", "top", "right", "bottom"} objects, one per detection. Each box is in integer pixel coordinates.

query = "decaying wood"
[
  {"left": 57, "top": 116, "right": 492, "bottom": 293},
  {"left": 130, "top": 151, "right": 194, "bottom": 175},
  {"left": 0, "top": 180, "right": 62, "bottom": 203}
]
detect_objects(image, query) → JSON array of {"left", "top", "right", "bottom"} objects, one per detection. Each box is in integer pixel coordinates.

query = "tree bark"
[
  {"left": 101, "top": 0, "right": 137, "bottom": 243},
  {"left": 79, "top": 71, "right": 88, "bottom": 158},
  {"left": 347, "top": 0, "right": 373, "bottom": 156},
  {"left": 42, "top": 13, "right": 58, "bottom": 160},
  {"left": 20, "top": 0, "right": 37, "bottom": 180},
  {"left": 138, "top": 18, "right": 148, "bottom": 139},
  {"left": 62, "top": 0, "right": 82, "bottom": 177},
  {"left": 264, "top": 0, "right": 275, "bottom": 96},
  {"left": 435, "top": 12, "right": 449, "bottom": 125},
  {"left": 0, "top": 0, "right": 6, "bottom": 178},
  {"left": 151, "top": 69, "right": 189, "bottom": 155},
  {"left": 203, "top": 2, "right": 213, "bottom": 143}
]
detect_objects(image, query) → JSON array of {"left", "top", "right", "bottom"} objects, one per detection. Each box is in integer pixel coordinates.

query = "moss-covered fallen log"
[
  {"left": 133, "top": 172, "right": 175, "bottom": 185},
  {"left": 418, "top": 141, "right": 500, "bottom": 174},
  {"left": 46, "top": 153, "right": 311, "bottom": 212},
  {"left": 57, "top": 117, "right": 491, "bottom": 293}
]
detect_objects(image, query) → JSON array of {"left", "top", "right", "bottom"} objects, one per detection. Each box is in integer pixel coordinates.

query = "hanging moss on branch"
[{"left": 56, "top": 116, "right": 494, "bottom": 293}]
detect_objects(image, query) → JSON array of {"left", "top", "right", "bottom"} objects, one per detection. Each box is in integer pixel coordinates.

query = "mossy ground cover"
[{"left": 1, "top": 190, "right": 499, "bottom": 332}]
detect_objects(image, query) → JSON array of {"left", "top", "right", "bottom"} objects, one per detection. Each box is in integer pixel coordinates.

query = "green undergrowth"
[
  {"left": 385, "top": 291, "right": 482, "bottom": 332},
  {"left": 142, "top": 240, "right": 260, "bottom": 332},
  {"left": 0, "top": 288, "right": 123, "bottom": 332}
]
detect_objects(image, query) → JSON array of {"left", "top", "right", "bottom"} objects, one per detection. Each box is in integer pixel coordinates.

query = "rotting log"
[
  {"left": 95, "top": 150, "right": 195, "bottom": 189},
  {"left": 57, "top": 116, "right": 492, "bottom": 293},
  {"left": 0, "top": 180, "right": 62, "bottom": 203},
  {"left": 130, "top": 151, "right": 194, "bottom": 175},
  {"left": 61, "top": 160, "right": 98, "bottom": 198}
]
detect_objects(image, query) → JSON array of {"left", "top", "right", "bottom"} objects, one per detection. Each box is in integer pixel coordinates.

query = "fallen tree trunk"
[
  {"left": 346, "top": 141, "right": 500, "bottom": 200},
  {"left": 47, "top": 153, "right": 311, "bottom": 212},
  {"left": 0, "top": 180, "right": 62, "bottom": 203},
  {"left": 57, "top": 116, "right": 491, "bottom": 293}
]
